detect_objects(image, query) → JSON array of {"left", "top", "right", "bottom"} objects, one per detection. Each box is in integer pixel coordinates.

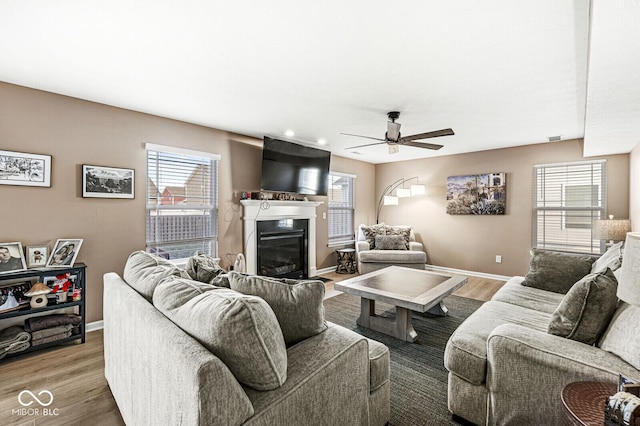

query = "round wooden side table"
[
  {"left": 561, "top": 381, "right": 617, "bottom": 426},
  {"left": 336, "top": 248, "right": 356, "bottom": 274}
]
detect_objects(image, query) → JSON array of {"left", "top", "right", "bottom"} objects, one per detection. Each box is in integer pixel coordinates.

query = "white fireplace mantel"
[{"left": 240, "top": 200, "right": 323, "bottom": 276}]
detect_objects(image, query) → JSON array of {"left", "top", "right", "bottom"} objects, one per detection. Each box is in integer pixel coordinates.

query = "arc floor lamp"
[{"left": 376, "top": 176, "right": 425, "bottom": 224}]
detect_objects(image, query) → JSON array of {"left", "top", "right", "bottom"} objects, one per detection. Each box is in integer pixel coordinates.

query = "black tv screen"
[{"left": 261, "top": 137, "right": 331, "bottom": 196}]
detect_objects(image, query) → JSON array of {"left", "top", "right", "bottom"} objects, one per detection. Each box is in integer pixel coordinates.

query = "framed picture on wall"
[
  {"left": 82, "top": 164, "right": 135, "bottom": 199},
  {"left": 0, "top": 242, "right": 28, "bottom": 274},
  {"left": 0, "top": 150, "right": 51, "bottom": 187},
  {"left": 26, "top": 245, "right": 49, "bottom": 268},
  {"left": 446, "top": 173, "right": 506, "bottom": 215},
  {"left": 46, "top": 239, "right": 83, "bottom": 267}
]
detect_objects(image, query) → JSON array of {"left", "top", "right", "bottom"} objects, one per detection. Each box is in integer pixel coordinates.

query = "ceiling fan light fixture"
[
  {"left": 388, "top": 144, "right": 399, "bottom": 154},
  {"left": 410, "top": 184, "right": 426, "bottom": 196},
  {"left": 387, "top": 122, "right": 401, "bottom": 141},
  {"left": 284, "top": 130, "right": 295, "bottom": 137}
]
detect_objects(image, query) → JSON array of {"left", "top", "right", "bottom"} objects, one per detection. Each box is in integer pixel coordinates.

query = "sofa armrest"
[
  {"left": 356, "top": 241, "right": 370, "bottom": 253},
  {"left": 104, "top": 272, "right": 254, "bottom": 426},
  {"left": 409, "top": 241, "right": 424, "bottom": 252},
  {"left": 486, "top": 323, "right": 639, "bottom": 425},
  {"left": 243, "top": 322, "right": 373, "bottom": 425}
]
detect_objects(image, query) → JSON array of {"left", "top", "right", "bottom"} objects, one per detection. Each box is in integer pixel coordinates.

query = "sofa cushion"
[
  {"left": 444, "top": 301, "right": 552, "bottom": 385},
  {"left": 598, "top": 302, "right": 640, "bottom": 370},
  {"left": 490, "top": 276, "right": 565, "bottom": 314},
  {"left": 185, "top": 253, "right": 227, "bottom": 286},
  {"left": 548, "top": 268, "right": 618, "bottom": 345},
  {"left": 521, "top": 249, "right": 596, "bottom": 294},
  {"left": 374, "top": 234, "right": 407, "bottom": 250},
  {"left": 358, "top": 249, "right": 426, "bottom": 264},
  {"left": 360, "top": 223, "right": 386, "bottom": 250},
  {"left": 153, "top": 276, "right": 288, "bottom": 390},
  {"left": 123, "top": 250, "right": 188, "bottom": 301},
  {"left": 228, "top": 272, "right": 327, "bottom": 346}
]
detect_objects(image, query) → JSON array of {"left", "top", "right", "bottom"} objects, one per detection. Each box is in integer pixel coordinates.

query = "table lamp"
[{"left": 593, "top": 215, "right": 631, "bottom": 249}]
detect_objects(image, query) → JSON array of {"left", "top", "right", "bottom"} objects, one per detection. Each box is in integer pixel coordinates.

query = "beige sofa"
[
  {"left": 444, "top": 243, "right": 640, "bottom": 425},
  {"left": 355, "top": 224, "right": 427, "bottom": 274},
  {"left": 104, "top": 251, "right": 390, "bottom": 426}
]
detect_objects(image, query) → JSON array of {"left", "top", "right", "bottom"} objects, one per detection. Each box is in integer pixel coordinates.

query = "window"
[
  {"left": 328, "top": 172, "right": 355, "bottom": 245},
  {"left": 146, "top": 143, "right": 219, "bottom": 261},
  {"left": 532, "top": 160, "right": 606, "bottom": 254}
]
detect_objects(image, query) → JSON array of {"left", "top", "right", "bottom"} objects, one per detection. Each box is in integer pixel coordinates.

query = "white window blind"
[
  {"left": 328, "top": 172, "right": 355, "bottom": 244},
  {"left": 146, "top": 144, "right": 219, "bottom": 260},
  {"left": 532, "top": 160, "right": 606, "bottom": 254}
]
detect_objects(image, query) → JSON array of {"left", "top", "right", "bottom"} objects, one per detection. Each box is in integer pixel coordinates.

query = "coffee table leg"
[
  {"left": 427, "top": 301, "right": 449, "bottom": 316},
  {"left": 395, "top": 307, "right": 418, "bottom": 342},
  {"left": 357, "top": 298, "right": 375, "bottom": 328}
]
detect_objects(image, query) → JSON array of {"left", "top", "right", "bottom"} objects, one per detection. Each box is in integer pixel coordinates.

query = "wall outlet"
[
  {"left": 322, "top": 212, "right": 327, "bottom": 219},
  {"left": 495, "top": 255, "right": 502, "bottom": 264}
]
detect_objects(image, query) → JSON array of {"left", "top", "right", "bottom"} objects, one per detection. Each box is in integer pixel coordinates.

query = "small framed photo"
[
  {"left": 26, "top": 245, "right": 49, "bottom": 268},
  {"left": 0, "top": 150, "right": 51, "bottom": 187},
  {"left": 0, "top": 242, "right": 28, "bottom": 274},
  {"left": 82, "top": 164, "right": 135, "bottom": 199},
  {"left": 46, "top": 239, "right": 83, "bottom": 267}
]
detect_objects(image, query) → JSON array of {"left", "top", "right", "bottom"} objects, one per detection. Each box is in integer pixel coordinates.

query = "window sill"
[{"left": 328, "top": 240, "right": 355, "bottom": 248}]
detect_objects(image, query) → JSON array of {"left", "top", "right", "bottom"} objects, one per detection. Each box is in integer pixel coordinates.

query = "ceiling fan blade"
[
  {"left": 345, "top": 141, "right": 388, "bottom": 149},
  {"left": 340, "top": 133, "right": 386, "bottom": 142},
  {"left": 401, "top": 141, "right": 444, "bottom": 150},
  {"left": 399, "top": 128, "right": 455, "bottom": 142}
]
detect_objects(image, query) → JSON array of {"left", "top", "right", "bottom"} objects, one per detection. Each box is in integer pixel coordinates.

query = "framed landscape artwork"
[
  {"left": 82, "top": 165, "right": 134, "bottom": 199},
  {"left": 446, "top": 173, "right": 506, "bottom": 215},
  {"left": 0, "top": 150, "right": 51, "bottom": 187}
]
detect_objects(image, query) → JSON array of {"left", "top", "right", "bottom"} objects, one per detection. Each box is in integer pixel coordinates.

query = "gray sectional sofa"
[
  {"left": 103, "top": 251, "right": 390, "bottom": 426},
  {"left": 444, "top": 242, "right": 640, "bottom": 425}
]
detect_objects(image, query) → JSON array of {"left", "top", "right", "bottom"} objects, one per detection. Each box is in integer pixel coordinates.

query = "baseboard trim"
[
  {"left": 87, "top": 320, "right": 104, "bottom": 333},
  {"left": 316, "top": 266, "right": 338, "bottom": 276},
  {"left": 425, "top": 265, "right": 510, "bottom": 282}
]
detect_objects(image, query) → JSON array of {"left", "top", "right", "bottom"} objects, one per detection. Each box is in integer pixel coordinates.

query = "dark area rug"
[{"left": 323, "top": 293, "right": 483, "bottom": 426}]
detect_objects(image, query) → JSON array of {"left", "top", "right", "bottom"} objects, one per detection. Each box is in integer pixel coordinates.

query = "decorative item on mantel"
[
  {"left": 594, "top": 215, "right": 631, "bottom": 250},
  {"left": 376, "top": 176, "right": 426, "bottom": 224},
  {"left": 24, "top": 282, "right": 51, "bottom": 309}
]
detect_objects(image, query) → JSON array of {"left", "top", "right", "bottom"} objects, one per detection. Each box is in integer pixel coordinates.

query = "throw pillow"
[
  {"left": 185, "top": 253, "right": 227, "bottom": 286},
  {"left": 153, "top": 276, "right": 288, "bottom": 390},
  {"left": 521, "top": 249, "right": 597, "bottom": 294},
  {"left": 360, "top": 223, "right": 386, "bottom": 250},
  {"left": 123, "top": 250, "right": 189, "bottom": 301},
  {"left": 591, "top": 241, "right": 624, "bottom": 274},
  {"left": 374, "top": 234, "right": 407, "bottom": 250},
  {"left": 548, "top": 268, "right": 618, "bottom": 345},
  {"left": 228, "top": 271, "right": 327, "bottom": 346},
  {"left": 384, "top": 225, "right": 412, "bottom": 249}
]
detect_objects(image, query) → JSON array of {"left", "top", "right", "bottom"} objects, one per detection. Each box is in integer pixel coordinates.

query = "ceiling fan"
[{"left": 342, "top": 111, "right": 454, "bottom": 154}]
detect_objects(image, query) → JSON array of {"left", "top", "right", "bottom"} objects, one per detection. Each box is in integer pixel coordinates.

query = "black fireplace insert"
[{"left": 256, "top": 219, "right": 308, "bottom": 278}]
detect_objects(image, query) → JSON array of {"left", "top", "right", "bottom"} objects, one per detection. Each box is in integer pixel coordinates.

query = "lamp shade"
[
  {"left": 618, "top": 232, "right": 640, "bottom": 306},
  {"left": 383, "top": 195, "right": 398, "bottom": 206},
  {"left": 410, "top": 184, "right": 426, "bottom": 196},
  {"left": 593, "top": 219, "right": 631, "bottom": 241},
  {"left": 396, "top": 188, "right": 411, "bottom": 198}
]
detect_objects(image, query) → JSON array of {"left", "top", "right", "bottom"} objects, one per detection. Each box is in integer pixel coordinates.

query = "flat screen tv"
[{"left": 261, "top": 136, "right": 331, "bottom": 196}]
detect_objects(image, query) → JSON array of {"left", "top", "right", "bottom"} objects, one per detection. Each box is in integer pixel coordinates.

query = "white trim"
[
  {"left": 87, "top": 320, "right": 104, "bottom": 332},
  {"left": 145, "top": 143, "right": 221, "bottom": 160},
  {"left": 316, "top": 265, "right": 339, "bottom": 276},
  {"left": 425, "top": 264, "right": 510, "bottom": 281},
  {"left": 330, "top": 171, "right": 357, "bottom": 179},
  {"left": 533, "top": 158, "right": 606, "bottom": 168}
]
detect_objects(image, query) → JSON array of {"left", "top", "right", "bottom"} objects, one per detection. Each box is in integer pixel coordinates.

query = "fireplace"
[
  {"left": 241, "top": 200, "right": 323, "bottom": 277},
  {"left": 257, "top": 219, "right": 308, "bottom": 278}
]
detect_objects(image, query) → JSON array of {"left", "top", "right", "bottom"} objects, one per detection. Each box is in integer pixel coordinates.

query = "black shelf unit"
[{"left": 0, "top": 263, "right": 86, "bottom": 359}]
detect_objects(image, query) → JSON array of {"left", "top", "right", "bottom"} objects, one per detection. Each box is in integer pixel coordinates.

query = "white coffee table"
[{"left": 334, "top": 266, "right": 468, "bottom": 342}]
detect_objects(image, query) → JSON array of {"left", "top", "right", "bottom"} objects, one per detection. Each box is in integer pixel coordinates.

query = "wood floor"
[{"left": 0, "top": 271, "right": 504, "bottom": 426}]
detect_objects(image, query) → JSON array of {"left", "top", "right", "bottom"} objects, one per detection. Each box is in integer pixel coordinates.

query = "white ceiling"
[{"left": 0, "top": 0, "right": 638, "bottom": 164}]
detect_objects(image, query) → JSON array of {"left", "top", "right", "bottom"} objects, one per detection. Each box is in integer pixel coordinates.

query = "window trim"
[
  {"left": 532, "top": 159, "right": 606, "bottom": 254},
  {"left": 145, "top": 144, "right": 220, "bottom": 261},
  {"left": 328, "top": 171, "right": 356, "bottom": 246}
]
